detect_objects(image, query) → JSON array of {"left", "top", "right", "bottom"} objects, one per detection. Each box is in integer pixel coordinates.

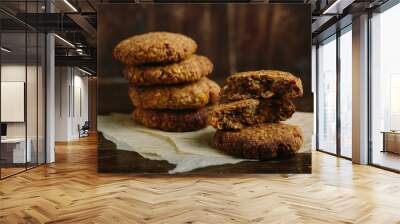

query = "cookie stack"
[
  {"left": 113, "top": 32, "right": 220, "bottom": 132},
  {"left": 207, "top": 70, "right": 304, "bottom": 160}
]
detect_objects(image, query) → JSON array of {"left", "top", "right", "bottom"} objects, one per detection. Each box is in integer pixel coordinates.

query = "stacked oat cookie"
[
  {"left": 113, "top": 32, "right": 220, "bottom": 132},
  {"left": 208, "top": 70, "right": 304, "bottom": 160}
]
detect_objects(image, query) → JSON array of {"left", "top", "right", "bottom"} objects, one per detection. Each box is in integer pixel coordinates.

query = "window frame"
[
  {"left": 0, "top": 2, "right": 48, "bottom": 180},
  {"left": 315, "top": 24, "right": 353, "bottom": 160},
  {"left": 367, "top": 0, "right": 400, "bottom": 173}
]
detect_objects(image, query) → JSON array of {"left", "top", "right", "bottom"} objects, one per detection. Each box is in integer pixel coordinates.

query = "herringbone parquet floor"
[{"left": 1, "top": 135, "right": 400, "bottom": 224}]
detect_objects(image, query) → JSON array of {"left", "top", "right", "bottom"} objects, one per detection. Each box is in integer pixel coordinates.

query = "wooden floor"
[
  {"left": 1, "top": 167, "right": 26, "bottom": 178},
  {"left": 1, "top": 135, "right": 400, "bottom": 224},
  {"left": 372, "top": 150, "right": 400, "bottom": 171}
]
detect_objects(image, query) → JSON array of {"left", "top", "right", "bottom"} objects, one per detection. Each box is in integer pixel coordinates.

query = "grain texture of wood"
[
  {"left": 97, "top": 132, "right": 311, "bottom": 174},
  {"left": 98, "top": 4, "right": 313, "bottom": 114},
  {"left": 1, "top": 135, "right": 400, "bottom": 223}
]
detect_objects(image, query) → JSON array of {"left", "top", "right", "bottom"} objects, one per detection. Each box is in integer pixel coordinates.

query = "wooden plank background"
[{"left": 98, "top": 3, "right": 312, "bottom": 114}]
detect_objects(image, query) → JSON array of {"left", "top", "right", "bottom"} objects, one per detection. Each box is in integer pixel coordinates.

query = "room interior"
[
  {"left": 0, "top": 28, "right": 46, "bottom": 177},
  {"left": 0, "top": 0, "right": 400, "bottom": 222}
]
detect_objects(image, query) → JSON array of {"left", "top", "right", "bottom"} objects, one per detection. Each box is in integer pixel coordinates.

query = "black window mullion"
[
  {"left": 36, "top": 0, "right": 39, "bottom": 167},
  {"left": 24, "top": 0, "right": 28, "bottom": 171},
  {"left": 367, "top": 11, "right": 373, "bottom": 165},
  {"left": 316, "top": 44, "right": 320, "bottom": 151},
  {"left": 336, "top": 29, "right": 341, "bottom": 157},
  {"left": 0, "top": 23, "right": 2, "bottom": 179},
  {"left": 44, "top": 32, "right": 47, "bottom": 164},
  {"left": 72, "top": 68, "right": 75, "bottom": 118}
]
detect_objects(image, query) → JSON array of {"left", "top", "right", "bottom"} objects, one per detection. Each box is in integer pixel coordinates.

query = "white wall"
[
  {"left": 1, "top": 65, "right": 27, "bottom": 139},
  {"left": 55, "top": 66, "right": 70, "bottom": 141},
  {"left": 72, "top": 73, "right": 89, "bottom": 138},
  {"left": 1, "top": 63, "right": 46, "bottom": 164},
  {"left": 55, "top": 67, "right": 89, "bottom": 141},
  {"left": 1, "top": 64, "right": 40, "bottom": 138}
]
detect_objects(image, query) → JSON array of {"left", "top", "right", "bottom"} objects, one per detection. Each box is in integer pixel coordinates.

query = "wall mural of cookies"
[{"left": 97, "top": 3, "right": 312, "bottom": 174}]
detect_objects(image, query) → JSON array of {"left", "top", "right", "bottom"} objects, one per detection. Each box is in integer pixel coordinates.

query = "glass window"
[
  {"left": 317, "top": 36, "right": 337, "bottom": 154},
  {"left": 1, "top": 30, "right": 28, "bottom": 177},
  {"left": 339, "top": 28, "right": 352, "bottom": 158},
  {"left": 0, "top": 2, "right": 46, "bottom": 179},
  {"left": 38, "top": 33, "right": 46, "bottom": 165},
  {"left": 370, "top": 3, "right": 400, "bottom": 171},
  {"left": 27, "top": 30, "right": 38, "bottom": 169}
]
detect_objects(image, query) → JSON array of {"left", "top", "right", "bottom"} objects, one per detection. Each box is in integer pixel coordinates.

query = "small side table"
[{"left": 381, "top": 131, "right": 400, "bottom": 154}]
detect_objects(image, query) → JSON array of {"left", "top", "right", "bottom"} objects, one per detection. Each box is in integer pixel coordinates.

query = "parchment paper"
[{"left": 98, "top": 112, "right": 313, "bottom": 174}]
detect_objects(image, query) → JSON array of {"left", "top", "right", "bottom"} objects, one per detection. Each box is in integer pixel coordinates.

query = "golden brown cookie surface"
[
  {"left": 123, "top": 55, "right": 213, "bottom": 86},
  {"left": 128, "top": 78, "right": 220, "bottom": 110},
  {"left": 206, "top": 78, "right": 221, "bottom": 105},
  {"left": 132, "top": 107, "right": 208, "bottom": 132},
  {"left": 207, "top": 98, "right": 295, "bottom": 130},
  {"left": 113, "top": 32, "right": 197, "bottom": 65},
  {"left": 213, "top": 123, "right": 303, "bottom": 160},
  {"left": 221, "top": 70, "right": 303, "bottom": 101}
]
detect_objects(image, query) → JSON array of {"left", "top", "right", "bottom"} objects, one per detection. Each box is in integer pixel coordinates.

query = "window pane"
[
  {"left": 317, "top": 37, "right": 337, "bottom": 154},
  {"left": 27, "top": 31, "right": 38, "bottom": 169},
  {"left": 1, "top": 31, "right": 28, "bottom": 177},
  {"left": 340, "top": 29, "right": 352, "bottom": 158},
  {"left": 371, "top": 3, "right": 400, "bottom": 171}
]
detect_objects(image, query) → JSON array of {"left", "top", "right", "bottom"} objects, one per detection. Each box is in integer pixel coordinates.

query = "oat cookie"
[
  {"left": 206, "top": 78, "right": 221, "bottom": 105},
  {"left": 113, "top": 32, "right": 197, "bottom": 65},
  {"left": 128, "top": 78, "right": 220, "bottom": 110},
  {"left": 123, "top": 55, "right": 213, "bottom": 86},
  {"left": 221, "top": 70, "right": 303, "bottom": 101},
  {"left": 213, "top": 123, "right": 303, "bottom": 160},
  {"left": 207, "top": 98, "right": 295, "bottom": 130},
  {"left": 132, "top": 107, "right": 208, "bottom": 132}
]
